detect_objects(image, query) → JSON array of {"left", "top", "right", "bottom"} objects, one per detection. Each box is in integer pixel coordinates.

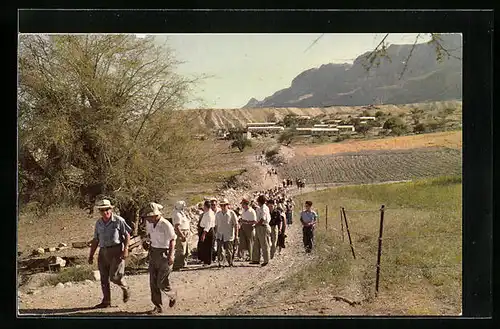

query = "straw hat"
[
  {"left": 95, "top": 199, "right": 114, "bottom": 209},
  {"left": 140, "top": 202, "right": 164, "bottom": 217},
  {"left": 219, "top": 198, "right": 230, "bottom": 205}
]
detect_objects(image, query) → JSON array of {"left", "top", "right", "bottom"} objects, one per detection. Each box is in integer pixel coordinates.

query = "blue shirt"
[
  {"left": 94, "top": 214, "right": 132, "bottom": 248},
  {"left": 300, "top": 210, "right": 317, "bottom": 224}
]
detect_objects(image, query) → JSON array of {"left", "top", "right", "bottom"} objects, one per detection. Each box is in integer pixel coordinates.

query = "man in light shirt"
[
  {"left": 250, "top": 195, "right": 271, "bottom": 267},
  {"left": 238, "top": 198, "right": 257, "bottom": 261},
  {"left": 300, "top": 200, "right": 318, "bottom": 253},
  {"left": 88, "top": 199, "right": 132, "bottom": 309},
  {"left": 198, "top": 200, "right": 216, "bottom": 265},
  {"left": 172, "top": 200, "right": 190, "bottom": 271},
  {"left": 141, "top": 202, "right": 177, "bottom": 314},
  {"left": 214, "top": 198, "right": 239, "bottom": 267}
]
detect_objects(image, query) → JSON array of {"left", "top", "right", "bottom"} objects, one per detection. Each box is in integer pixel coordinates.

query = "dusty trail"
[{"left": 19, "top": 150, "right": 314, "bottom": 317}]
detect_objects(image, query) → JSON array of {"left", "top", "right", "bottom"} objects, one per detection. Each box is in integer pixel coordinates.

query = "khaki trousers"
[
  {"left": 149, "top": 247, "right": 174, "bottom": 308},
  {"left": 173, "top": 229, "right": 190, "bottom": 270},
  {"left": 238, "top": 224, "right": 255, "bottom": 258},
  {"left": 216, "top": 240, "right": 234, "bottom": 265},
  {"left": 270, "top": 225, "right": 279, "bottom": 259},
  {"left": 252, "top": 225, "right": 271, "bottom": 263},
  {"left": 97, "top": 244, "right": 128, "bottom": 304}
]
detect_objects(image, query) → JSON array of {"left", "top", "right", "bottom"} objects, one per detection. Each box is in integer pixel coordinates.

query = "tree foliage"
[
  {"left": 278, "top": 129, "right": 297, "bottom": 146},
  {"left": 18, "top": 34, "right": 203, "bottom": 231},
  {"left": 230, "top": 135, "right": 252, "bottom": 152}
]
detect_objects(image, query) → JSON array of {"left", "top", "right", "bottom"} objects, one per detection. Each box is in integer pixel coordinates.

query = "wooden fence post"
[
  {"left": 341, "top": 207, "right": 356, "bottom": 259},
  {"left": 375, "top": 205, "right": 386, "bottom": 297},
  {"left": 325, "top": 205, "right": 328, "bottom": 230},
  {"left": 340, "top": 207, "right": 344, "bottom": 241}
]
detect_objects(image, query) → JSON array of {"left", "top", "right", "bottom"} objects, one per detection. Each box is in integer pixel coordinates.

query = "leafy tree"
[
  {"left": 375, "top": 110, "right": 385, "bottom": 118},
  {"left": 356, "top": 124, "right": 371, "bottom": 135},
  {"left": 414, "top": 122, "right": 428, "bottom": 134},
  {"left": 383, "top": 117, "right": 406, "bottom": 130},
  {"left": 18, "top": 34, "right": 204, "bottom": 233},
  {"left": 231, "top": 136, "right": 252, "bottom": 152},
  {"left": 266, "top": 112, "right": 278, "bottom": 122},
  {"left": 283, "top": 114, "right": 299, "bottom": 127},
  {"left": 278, "top": 129, "right": 297, "bottom": 146}
]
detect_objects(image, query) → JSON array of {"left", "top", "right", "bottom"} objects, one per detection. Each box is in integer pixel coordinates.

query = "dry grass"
[
  {"left": 288, "top": 176, "right": 462, "bottom": 315},
  {"left": 293, "top": 131, "right": 462, "bottom": 157}
]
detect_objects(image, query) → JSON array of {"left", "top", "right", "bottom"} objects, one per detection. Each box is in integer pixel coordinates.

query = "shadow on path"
[{"left": 19, "top": 306, "right": 152, "bottom": 316}]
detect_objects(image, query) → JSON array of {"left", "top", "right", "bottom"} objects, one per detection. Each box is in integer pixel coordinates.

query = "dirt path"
[
  {"left": 18, "top": 150, "right": 313, "bottom": 316},
  {"left": 18, "top": 218, "right": 313, "bottom": 316}
]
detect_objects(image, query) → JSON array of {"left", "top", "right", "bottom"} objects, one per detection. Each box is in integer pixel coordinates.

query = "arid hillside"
[{"left": 182, "top": 100, "right": 462, "bottom": 131}]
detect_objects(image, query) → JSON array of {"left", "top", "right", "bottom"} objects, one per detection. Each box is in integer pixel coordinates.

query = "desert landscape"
[{"left": 17, "top": 33, "right": 463, "bottom": 317}]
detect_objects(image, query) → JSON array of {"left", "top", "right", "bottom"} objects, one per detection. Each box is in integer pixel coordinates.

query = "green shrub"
[{"left": 44, "top": 265, "right": 94, "bottom": 286}]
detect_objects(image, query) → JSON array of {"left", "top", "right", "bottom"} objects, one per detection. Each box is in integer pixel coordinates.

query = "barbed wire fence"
[{"left": 320, "top": 204, "right": 461, "bottom": 297}]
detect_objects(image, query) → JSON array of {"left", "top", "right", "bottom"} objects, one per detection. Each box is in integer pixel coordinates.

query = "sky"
[{"left": 137, "top": 33, "right": 433, "bottom": 109}]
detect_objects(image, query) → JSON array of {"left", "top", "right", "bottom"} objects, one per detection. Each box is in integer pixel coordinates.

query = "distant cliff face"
[{"left": 242, "top": 34, "right": 462, "bottom": 108}]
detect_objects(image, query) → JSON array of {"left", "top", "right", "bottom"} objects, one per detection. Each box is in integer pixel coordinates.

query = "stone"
[
  {"left": 48, "top": 247, "right": 56, "bottom": 252},
  {"left": 92, "top": 270, "right": 101, "bottom": 281},
  {"left": 27, "top": 289, "right": 39, "bottom": 295},
  {"left": 56, "top": 282, "right": 64, "bottom": 288},
  {"left": 84, "top": 279, "right": 93, "bottom": 285},
  {"left": 64, "top": 282, "right": 73, "bottom": 287},
  {"left": 72, "top": 241, "right": 89, "bottom": 248},
  {"left": 58, "top": 243, "right": 67, "bottom": 247},
  {"left": 35, "top": 248, "right": 45, "bottom": 255}
]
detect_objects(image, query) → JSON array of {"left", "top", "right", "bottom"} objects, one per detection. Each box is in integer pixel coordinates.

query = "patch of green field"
[{"left": 290, "top": 175, "right": 462, "bottom": 312}]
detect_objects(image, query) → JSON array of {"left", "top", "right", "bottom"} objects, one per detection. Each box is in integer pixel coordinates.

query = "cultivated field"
[
  {"left": 282, "top": 147, "right": 462, "bottom": 184},
  {"left": 293, "top": 130, "right": 462, "bottom": 157}
]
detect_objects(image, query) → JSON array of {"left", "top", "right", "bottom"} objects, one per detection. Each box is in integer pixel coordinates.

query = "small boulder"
[
  {"left": 48, "top": 247, "right": 56, "bottom": 252},
  {"left": 84, "top": 279, "right": 93, "bottom": 285},
  {"left": 64, "top": 282, "right": 73, "bottom": 288},
  {"left": 58, "top": 243, "right": 67, "bottom": 247},
  {"left": 55, "top": 282, "right": 64, "bottom": 288},
  {"left": 35, "top": 248, "right": 44, "bottom": 255}
]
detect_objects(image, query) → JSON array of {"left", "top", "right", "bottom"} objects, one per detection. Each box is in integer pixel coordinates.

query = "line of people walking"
[{"left": 87, "top": 188, "right": 317, "bottom": 314}]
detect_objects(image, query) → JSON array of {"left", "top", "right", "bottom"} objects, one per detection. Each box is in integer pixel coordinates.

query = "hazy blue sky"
[{"left": 142, "top": 33, "right": 432, "bottom": 109}]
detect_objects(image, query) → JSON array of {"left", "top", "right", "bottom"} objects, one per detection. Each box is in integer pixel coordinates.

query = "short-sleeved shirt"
[
  {"left": 241, "top": 208, "right": 257, "bottom": 226},
  {"left": 200, "top": 209, "right": 216, "bottom": 232},
  {"left": 300, "top": 210, "right": 318, "bottom": 224},
  {"left": 146, "top": 217, "right": 177, "bottom": 249},
  {"left": 94, "top": 214, "right": 130, "bottom": 248},
  {"left": 256, "top": 204, "right": 271, "bottom": 225},
  {"left": 215, "top": 210, "right": 238, "bottom": 241},
  {"left": 172, "top": 209, "right": 190, "bottom": 230}
]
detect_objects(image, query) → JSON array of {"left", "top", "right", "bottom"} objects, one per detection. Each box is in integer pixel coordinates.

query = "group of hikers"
[
  {"left": 87, "top": 184, "right": 317, "bottom": 314},
  {"left": 282, "top": 178, "right": 306, "bottom": 189}
]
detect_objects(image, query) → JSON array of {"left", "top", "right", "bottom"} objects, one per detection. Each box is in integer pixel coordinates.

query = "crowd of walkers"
[{"left": 86, "top": 184, "right": 317, "bottom": 314}]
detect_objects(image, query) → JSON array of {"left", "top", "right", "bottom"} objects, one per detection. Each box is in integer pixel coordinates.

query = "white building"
[
  {"left": 359, "top": 116, "right": 376, "bottom": 120},
  {"left": 311, "top": 128, "right": 340, "bottom": 136},
  {"left": 337, "top": 125, "right": 356, "bottom": 132},
  {"left": 246, "top": 122, "right": 277, "bottom": 128}
]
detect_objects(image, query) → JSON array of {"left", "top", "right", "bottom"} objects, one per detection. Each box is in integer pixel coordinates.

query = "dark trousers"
[
  {"left": 149, "top": 247, "right": 173, "bottom": 308},
  {"left": 198, "top": 229, "right": 214, "bottom": 265},
  {"left": 302, "top": 226, "right": 314, "bottom": 252},
  {"left": 97, "top": 244, "right": 128, "bottom": 304}
]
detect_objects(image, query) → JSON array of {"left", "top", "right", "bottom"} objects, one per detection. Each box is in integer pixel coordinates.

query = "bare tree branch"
[{"left": 398, "top": 33, "right": 421, "bottom": 80}]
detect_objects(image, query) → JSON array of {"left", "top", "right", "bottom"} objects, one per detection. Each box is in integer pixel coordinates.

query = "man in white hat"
[
  {"left": 214, "top": 198, "right": 239, "bottom": 267},
  {"left": 88, "top": 199, "right": 132, "bottom": 308},
  {"left": 141, "top": 202, "right": 177, "bottom": 314},
  {"left": 171, "top": 200, "right": 190, "bottom": 271}
]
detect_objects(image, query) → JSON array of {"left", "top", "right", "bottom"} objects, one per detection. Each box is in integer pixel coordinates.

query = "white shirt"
[
  {"left": 146, "top": 217, "right": 177, "bottom": 249},
  {"left": 200, "top": 209, "right": 216, "bottom": 232},
  {"left": 172, "top": 209, "right": 190, "bottom": 230},
  {"left": 215, "top": 210, "right": 238, "bottom": 241},
  {"left": 241, "top": 207, "right": 257, "bottom": 226},
  {"left": 256, "top": 204, "right": 271, "bottom": 225}
]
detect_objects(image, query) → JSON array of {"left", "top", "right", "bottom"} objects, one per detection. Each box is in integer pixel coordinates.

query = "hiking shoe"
[
  {"left": 94, "top": 302, "right": 111, "bottom": 309},
  {"left": 123, "top": 288, "right": 130, "bottom": 303},
  {"left": 148, "top": 306, "right": 163, "bottom": 314},
  {"left": 261, "top": 262, "right": 268, "bottom": 267},
  {"left": 169, "top": 298, "right": 176, "bottom": 308}
]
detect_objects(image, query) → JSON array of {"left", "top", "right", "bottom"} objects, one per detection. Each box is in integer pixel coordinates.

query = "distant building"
[
  {"left": 246, "top": 122, "right": 277, "bottom": 128},
  {"left": 311, "top": 128, "right": 339, "bottom": 136},
  {"left": 337, "top": 125, "right": 356, "bottom": 132},
  {"left": 313, "top": 124, "right": 330, "bottom": 128},
  {"left": 359, "top": 116, "right": 376, "bottom": 120}
]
